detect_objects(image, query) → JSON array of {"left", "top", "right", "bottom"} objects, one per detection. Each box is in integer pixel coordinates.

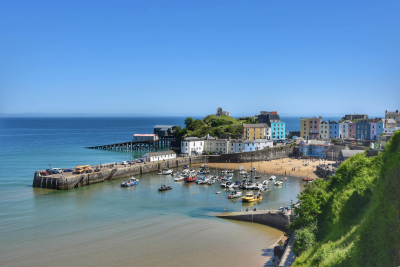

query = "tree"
[
  {"left": 184, "top": 117, "right": 193, "bottom": 128},
  {"left": 235, "top": 125, "right": 243, "bottom": 134},
  {"left": 189, "top": 119, "right": 204, "bottom": 131},
  {"left": 173, "top": 126, "right": 182, "bottom": 138},
  {"left": 225, "top": 125, "right": 234, "bottom": 133},
  {"left": 331, "top": 138, "right": 339, "bottom": 144}
]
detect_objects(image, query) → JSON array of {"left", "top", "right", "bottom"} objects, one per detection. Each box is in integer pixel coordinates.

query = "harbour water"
[{"left": 0, "top": 117, "right": 327, "bottom": 266}]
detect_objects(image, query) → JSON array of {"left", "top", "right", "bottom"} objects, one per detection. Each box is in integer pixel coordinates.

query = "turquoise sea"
[{"left": 0, "top": 117, "right": 334, "bottom": 267}]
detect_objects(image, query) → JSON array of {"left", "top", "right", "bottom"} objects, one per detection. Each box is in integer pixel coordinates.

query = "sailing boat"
[
  {"left": 281, "top": 170, "right": 287, "bottom": 181},
  {"left": 221, "top": 160, "right": 228, "bottom": 174}
]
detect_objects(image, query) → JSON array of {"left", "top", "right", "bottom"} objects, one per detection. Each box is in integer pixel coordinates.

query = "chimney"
[
  {"left": 386, "top": 110, "right": 387, "bottom": 114},
  {"left": 329, "top": 119, "right": 331, "bottom": 123},
  {"left": 319, "top": 116, "right": 322, "bottom": 121},
  {"left": 396, "top": 110, "right": 398, "bottom": 113}
]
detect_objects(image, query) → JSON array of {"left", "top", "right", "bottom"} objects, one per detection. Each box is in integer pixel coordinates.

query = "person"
[{"left": 246, "top": 208, "right": 249, "bottom": 212}]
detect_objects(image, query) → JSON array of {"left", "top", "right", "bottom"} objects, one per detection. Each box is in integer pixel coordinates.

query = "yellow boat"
[{"left": 241, "top": 192, "right": 262, "bottom": 202}]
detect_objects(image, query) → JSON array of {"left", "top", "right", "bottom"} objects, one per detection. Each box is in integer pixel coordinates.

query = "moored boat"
[
  {"left": 162, "top": 169, "right": 173, "bottom": 175},
  {"left": 269, "top": 175, "right": 276, "bottom": 180},
  {"left": 303, "top": 178, "right": 314, "bottom": 182},
  {"left": 241, "top": 191, "right": 262, "bottom": 202},
  {"left": 158, "top": 185, "right": 172, "bottom": 191},
  {"left": 121, "top": 177, "right": 139, "bottom": 187},
  {"left": 228, "top": 190, "right": 242, "bottom": 199},
  {"left": 184, "top": 176, "right": 197, "bottom": 182}
]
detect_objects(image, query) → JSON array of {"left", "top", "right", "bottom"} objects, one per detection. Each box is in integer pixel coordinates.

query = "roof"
[
  {"left": 387, "top": 119, "right": 397, "bottom": 124},
  {"left": 182, "top": 137, "right": 206, "bottom": 141},
  {"left": 243, "top": 123, "right": 269, "bottom": 128},
  {"left": 144, "top": 150, "right": 176, "bottom": 157},
  {"left": 229, "top": 140, "right": 244, "bottom": 143},
  {"left": 154, "top": 125, "right": 175, "bottom": 128},
  {"left": 134, "top": 134, "right": 156, "bottom": 136},
  {"left": 340, "top": 150, "right": 364, "bottom": 158}
]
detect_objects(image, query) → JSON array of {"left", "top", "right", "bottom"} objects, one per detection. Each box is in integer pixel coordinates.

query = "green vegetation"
[
  {"left": 291, "top": 130, "right": 400, "bottom": 266},
  {"left": 175, "top": 115, "right": 245, "bottom": 138},
  {"left": 331, "top": 138, "right": 339, "bottom": 144}
]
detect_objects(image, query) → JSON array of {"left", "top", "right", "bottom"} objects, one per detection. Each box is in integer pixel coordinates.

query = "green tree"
[
  {"left": 184, "top": 117, "right": 193, "bottom": 128},
  {"left": 173, "top": 126, "right": 182, "bottom": 138},
  {"left": 235, "top": 125, "right": 243, "bottom": 134},
  {"left": 189, "top": 119, "right": 205, "bottom": 131},
  {"left": 293, "top": 223, "right": 317, "bottom": 256},
  {"left": 225, "top": 125, "right": 234, "bottom": 133},
  {"left": 331, "top": 138, "right": 339, "bottom": 144}
]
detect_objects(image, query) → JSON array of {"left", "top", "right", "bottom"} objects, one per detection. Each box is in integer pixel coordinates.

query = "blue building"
[
  {"left": 356, "top": 120, "right": 371, "bottom": 140},
  {"left": 329, "top": 120, "right": 339, "bottom": 139},
  {"left": 370, "top": 119, "right": 385, "bottom": 140},
  {"left": 271, "top": 121, "right": 286, "bottom": 140},
  {"left": 299, "top": 140, "right": 330, "bottom": 158}
]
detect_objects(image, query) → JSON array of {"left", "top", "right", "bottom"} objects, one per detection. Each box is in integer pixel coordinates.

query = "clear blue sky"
[{"left": 1, "top": 0, "right": 399, "bottom": 117}]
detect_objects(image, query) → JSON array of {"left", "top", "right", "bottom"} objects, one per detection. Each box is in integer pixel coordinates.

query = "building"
[
  {"left": 181, "top": 137, "right": 205, "bottom": 156},
  {"left": 356, "top": 120, "right": 371, "bottom": 140},
  {"left": 299, "top": 140, "right": 330, "bottom": 158},
  {"left": 301, "top": 116, "right": 322, "bottom": 140},
  {"left": 204, "top": 138, "right": 230, "bottom": 154},
  {"left": 329, "top": 120, "right": 339, "bottom": 139},
  {"left": 339, "top": 120, "right": 353, "bottom": 139},
  {"left": 243, "top": 124, "right": 270, "bottom": 140},
  {"left": 271, "top": 121, "right": 285, "bottom": 140},
  {"left": 143, "top": 150, "right": 176, "bottom": 162},
  {"left": 370, "top": 119, "right": 385, "bottom": 140},
  {"left": 229, "top": 139, "right": 245, "bottom": 153},
  {"left": 258, "top": 111, "right": 285, "bottom": 140},
  {"left": 133, "top": 134, "right": 158, "bottom": 142},
  {"left": 339, "top": 150, "right": 365, "bottom": 161},
  {"left": 258, "top": 111, "right": 280, "bottom": 124},
  {"left": 344, "top": 114, "right": 368, "bottom": 121},
  {"left": 319, "top": 121, "right": 329, "bottom": 140},
  {"left": 254, "top": 139, "right": 273, "bottom": 150},
  {"left": 383, "top": 119, "right": 400, "bottom": 135},
  {"left": 385, "top": 110, "right": 400, "bottom": 123},
  {"left": 216, "top": 107, "right": 230, "bottom": 117},
  {"left": 153, "top": 125, "right": 176, "bottom": 137},
  {"left": 348, "top": 122, "right": 356, "bottom": 138}
]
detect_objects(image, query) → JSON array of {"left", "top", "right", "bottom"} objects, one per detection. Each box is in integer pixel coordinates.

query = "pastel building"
[
  {"left": 319, "top": 121, "right": 329, "bottom": 140},
  {"left": 301, "top": 116, "right": 322, "bottom": 140},
  {"left": 329, "top": 120, "right": 339, "bottom": 139},
  {"left": 370, "top": 119, "right": 385, "bottom": 140},
  {"left": 385, "top": 110, "right": 400, "bottom": 123},
  {"left": 204, "top": 138, "right": 230, "bottom": 154},
  {"left": 258, "top": 111, "right": 285, "bottom": 140},
  {"left": 356, "top": 120, "right": 371, "bottom": 140},
  {"left": 143, "top": 150, "right": 176, "bottom": 162},
  {"left": 339, "top": 120, "right": 353, "bottom": 139},
  {"left": 230, "top": 139, "right": 273, "bottom": 152},
  {"left": 348, "top": 122, "right": 356, "bottom": 138},
  {"left": 230, "top": 140, "right": 245, "bottom": 153},
  {"left": 243, "top": 124, "right": 270, "bottom": 140},
  {"left": 181, "top": 137, "right": 205, "bottom": 156},
  {"left": 299, "top": 140, "right": 330, "bottom": 158},
  {"left": 271, "top": 121, "right": 285, "bottom": 140}
]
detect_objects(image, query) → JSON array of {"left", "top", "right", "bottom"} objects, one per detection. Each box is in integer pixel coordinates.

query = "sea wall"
[{"left": 216, "top": 211, "right": 292, "bottom": 232}]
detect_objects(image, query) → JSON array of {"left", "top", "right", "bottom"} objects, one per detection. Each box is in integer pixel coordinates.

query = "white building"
[
  {"left": 229, "top": 140, "right": 245, "bottom": 153},
  {"left": 143, "top": 150, "right": 176, "bottom": 162},
  {"left": 319, "top": 121, "right": 329, "bottom": 140},
  {"left": 181, "top": 137, "right": 205, "bottom": 156},
  {"left": 133, "top": 134, "right": 159, "bottom": 141},
  {"left": 230, "top": 139, "right": 272, "bottom": 152},
  {"left": 204, "top": 138, "right": 230, "bottom": 154},
  {"left": 339, "top": 120, "right": 352, "bottom": 139},
  {"left": 254, "top": 139, "right": 273, "bottom": 150}
]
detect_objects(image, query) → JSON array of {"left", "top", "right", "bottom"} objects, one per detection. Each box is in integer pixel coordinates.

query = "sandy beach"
[{"left": 193, "top": 158, "right": 334, "bottom": 179}]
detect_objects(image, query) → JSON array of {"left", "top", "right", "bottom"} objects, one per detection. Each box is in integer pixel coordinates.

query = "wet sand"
[{"left": 194, "top": 158, "right": 334, "bottom": 179}]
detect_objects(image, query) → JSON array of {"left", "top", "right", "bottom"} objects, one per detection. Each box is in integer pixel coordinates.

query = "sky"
[{"left": 1, "top": 0, "right": 399, "bottom": 117}]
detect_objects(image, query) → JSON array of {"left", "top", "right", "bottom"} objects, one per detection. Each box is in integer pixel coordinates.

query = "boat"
[
  {"left": 240, "top": 170, "right": 247, "bottom": 175},
  {"left": 252, "top": 182, "right": 263, "bottom": 190},
  {"left": 228, "top": 191, "right": 242, "bottom": 199},
  {"left": 158, "top": 185, "right": 172, "bottom": 191},
  {"left": 250, "top": 167, "right": 256, "bottom": 172},
  {"left": 243, "top": 173, "right": 250, "bottom": 178},
  {"left": 184, "top": 176, "right": 197, "bottom": 182},
  {"left": 215, "top": 191, "right": 221, "bottom": 194},
  {"left": 162, "top": 169, "right": 172, "bottom": 175},
  {"left": 200, "top": 164, "right": 208, "bottom": 168},
  {"left": 241, "top": 191, "right": 262, "bottom": 202},
  {"left": 274, "top": 181, "right": 283, "bottom": 186},
  {"left": 227, "top": 169, "right": 234, "bottom": 173},
  {"left": 244, "top": 182, "right": 255, "bottom": 190},
  {"left": 262, "top": 180, "right": 269, "bottom": 185},
  {"left": 174, "top": 176, "right": 185, "bottom": 181},
  {"left": 260, "top": 185, "right": 268, "bottom": 192},
  {"left": 303, "top": 178, "right": 314, "bottom": 182},
  {"left": 120, "top": 177, "right": 139, "bottom": 187},
  {"left": 221, "top": 181, "right": 232, "bottom": 188},
  {"left": 207, "top": 180, "right": 215, "bottom": 185},
  {"left": 199, "top": 169, "right": 209, "bottom": 174},
  {"left": 198, "top": 177, "right": 209, "bottom": 185},
  {"left": 171, "top": 171, "right": 179, "bottom": 176},
  {"left": 281, "top": 177, "right": 287, "bottom": 181},
  {"left": 183, "top": 165, "right": 189, "bottom": 169},
  {"left": 269, "top": 175, "right": 276, "bottom": 180}
]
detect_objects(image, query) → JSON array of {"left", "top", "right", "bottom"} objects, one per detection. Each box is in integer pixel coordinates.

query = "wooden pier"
[{"left": 85, "top": 136, "right": 176, "bottom": 152}]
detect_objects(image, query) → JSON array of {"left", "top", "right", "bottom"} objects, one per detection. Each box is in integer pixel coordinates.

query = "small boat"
[
  {"left": 269, "top": 175, "right": 276, "bottom": 180},
  {"left": 227, "top": 169, "right": 234, "bottom": 173},
  {"left": 254, "top": 174, "right": 261, "bottom": 179},
  {"left": 207, "top": 180, "right": 215, "bottom": 185},
  {"left": 274, "top": 181, "right": 283, "bottom": 186},
  {"left": 303, "top": 178, "right": 314, "bottom": 182},
  {"left": 121, "top": 177, "right": 139, "bottom": 187},
  {"left": 260, "top": 185, "right": 268, "bottom": 192},
  {"left": 198, "top": 178, "right": 209, "bottom": 185},
  {"left": 221, "top": 169, "right": 228, "bottom": 174},
  {"left": 183, "top": 165, "right": 189, "bottom": 169},
  {"left": 252, "top": 182, "right": 262, "bottom": 190},
  {"left": 228, "top": 190, "right": 242, "bottom": 199},
  {"left": 171, "top": 171, "right": 179, "bottom": 176},
  {"left": 162, "top": 169, "right": 173, "bottom": 175},
  {"left": 200, "top": 164, "right": 208, "bottom": 168},
  {"left": 184, "top": 176, "right": 197, "bottom": 182},
  {"left": 262, "top": 180, "right": 269, "bottom": 185},
  {"left": 199, "top": 169, "right": 209, "bottom": 174},
  {"left": 158, "top": 185, "right": 172, "bottom": 191},
  {"left": 241, "top": 191, "right": 262, "bottom": 202},
  {"left": 250, "top": 167, "right": 256, "bottom": 172},
  {"left": 240, "top": 170, "right": 247, "bottom": 175},
  {"left": 243, "top": 173, "right": 250, "bottom": 178},
  {"left": 174, "top": 176, "right": 185, "bottom": 181},
  {"left": 215, "top": 191, "right": 221, "bottom": 194},
  {"left": 281, "top": 177, "right": 287, "bottom": 181}
]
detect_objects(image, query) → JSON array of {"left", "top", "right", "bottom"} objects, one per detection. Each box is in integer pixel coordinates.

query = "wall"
[{"left": 217, "top": 212, "right": 291, "bottom": 231}]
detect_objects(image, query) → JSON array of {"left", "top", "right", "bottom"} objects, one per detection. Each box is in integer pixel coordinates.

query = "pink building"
[
  {"left": 309, "top": 116, "right": 322, "bottom": 139},
  {"left": 348, "top": 123, "right": 356, "bottom": 138}
]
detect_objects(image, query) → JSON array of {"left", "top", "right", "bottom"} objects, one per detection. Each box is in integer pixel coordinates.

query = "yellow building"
[
  {"left": 301, "top": 118, "right": 310, "bottom": 139},
  {"left": 243, "top": 124, "right": 269, "bottom": 140}
]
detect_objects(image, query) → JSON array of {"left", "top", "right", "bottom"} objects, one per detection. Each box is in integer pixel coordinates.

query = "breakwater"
[{"left": 216, "top": 210, "right": 293, "bottom": 232}]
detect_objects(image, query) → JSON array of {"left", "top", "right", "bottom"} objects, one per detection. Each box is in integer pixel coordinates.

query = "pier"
[
  {"left": 216, "top": 210, "right": 294, "bottom": 232},
  {"left": 85, "top": 136, "right": 176, "bottom": 152}
]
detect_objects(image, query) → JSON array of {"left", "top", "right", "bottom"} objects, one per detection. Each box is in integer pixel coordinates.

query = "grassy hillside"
[{"left": 291, "top": 131, "right": 400, "bottom": 266}]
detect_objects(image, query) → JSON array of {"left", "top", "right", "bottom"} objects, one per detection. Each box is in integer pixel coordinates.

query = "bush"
[{"left": 293, "top": 223, "right": 317, "bottom": 256}]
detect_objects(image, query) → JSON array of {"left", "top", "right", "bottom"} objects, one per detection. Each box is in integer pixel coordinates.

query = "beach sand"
[{"left": 193, "top": 158, "right": 334, "bottom": 179}]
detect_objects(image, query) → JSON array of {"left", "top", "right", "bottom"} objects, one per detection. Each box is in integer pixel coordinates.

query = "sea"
[{"left": 0, "top": 116, "right": 339, "bottom": 267}]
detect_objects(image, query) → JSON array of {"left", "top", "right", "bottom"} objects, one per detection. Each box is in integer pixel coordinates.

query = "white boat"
[
  {"left": 252, "top": 182, "right": 262, "bottom": 190},
  {"left": 269, "top": 175, "right": 276, "bottom": 180},
  {"left": 207, "top": 180, "right": 215, "bottom": 185},
  {"left": 182, "top": 169, "right": 190, "bottom": 175},
  {"left": 274, "top": 181, "right": 283, "bottom": 186},
  {"left": 162, "top": 169, "right": 173, "bottom": 175},
  {"left": 261, "top": 185, "right": 268, "bottom": 191},
  {"left": 262, "top": 180, "right": 269, "bottom": 185},
  {"left": 216, "top": 191, "right": 221, "bottom": 194},
  {"left": 240, "top": 171, "right": 247, "bottom": 175},
  {"left": 174, "top": 176, "right": 184, "bottom": 181},
  {"left": 281, "top": 177, "right": 287, "bottom": 181},
  {"left": 250, "top": 167, "right": 256, "bottom": 172},
  {"left": 228, "top": 191, "right": 242, "bottom": 199},
  {"left": 221, "top": 169, "right": 228, "bottom": 174},
  {"left": 198, "top": 178, "right": 209, "bottom": 185},
  {"left": 244, "top": 182, "right": 255, "bottom": 189}
]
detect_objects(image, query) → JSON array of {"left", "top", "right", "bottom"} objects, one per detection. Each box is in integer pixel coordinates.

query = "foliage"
[
  {"left": 293, "top": 222, "right": 317, "bottom": 256},
  {"left": 184, "top": 117, "right": 193, "bottom": 127},
  {"left": 291, "top": 130, "right": 400, "bottom": 267},
  {"left": 235, "top": 124, "right": 242, "bottom": 134},
  {"left": 331, "top": 138, "right": 339, "bottom": 144},
  {"left": 187, "top": 119, "right": 205, "bottom": 131}
]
